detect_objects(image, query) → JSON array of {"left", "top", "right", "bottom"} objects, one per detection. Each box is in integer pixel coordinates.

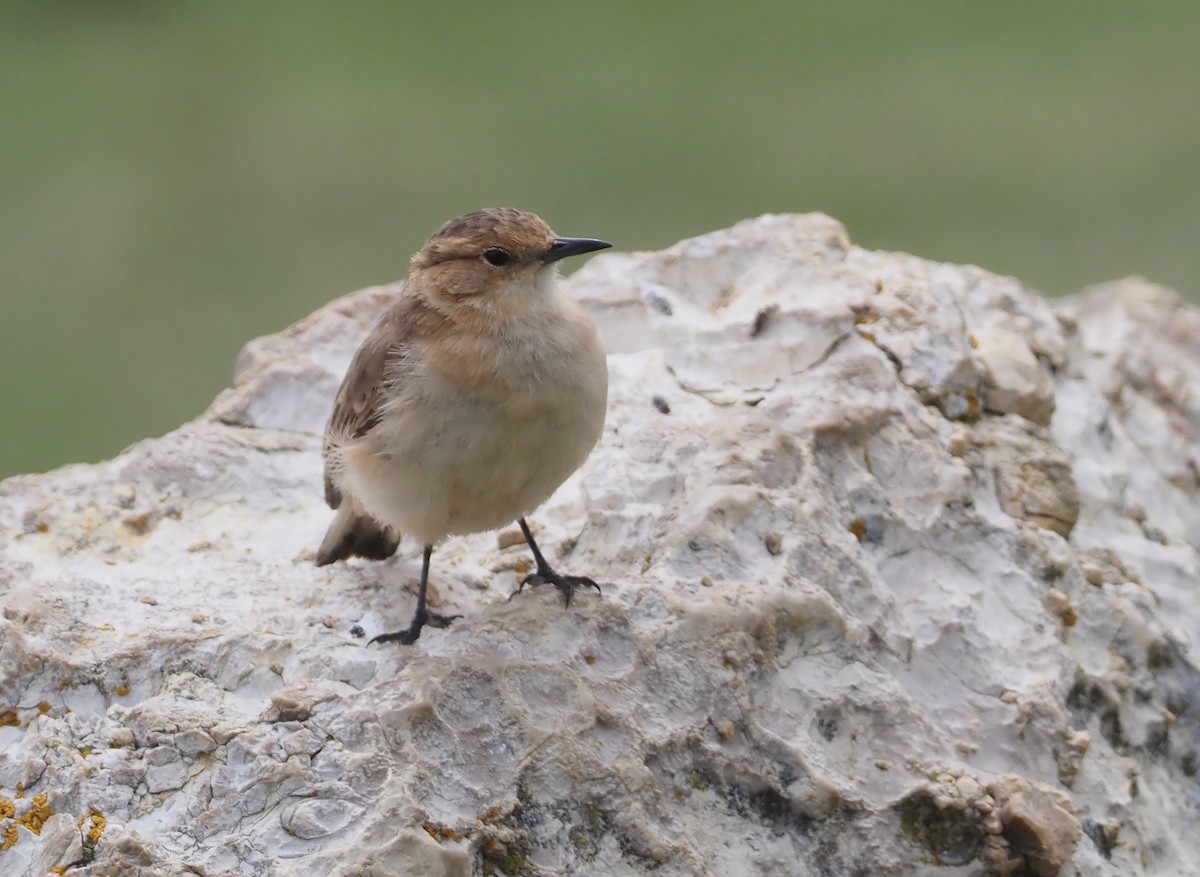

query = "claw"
[
  {"left": 512, "top": 518, "right": 603, "bottom": 609},
  {"left": 369, "top": 625, "right": 422, "bottom": 646},
  {"left": 518, "top": 569, "right": 602, "bottom": 607},
  {"left": 369, "top": 605, "right": 460, "bottom": 646},
  {"left": 425, "top": 611, "right": 461, "bottom": 630}
]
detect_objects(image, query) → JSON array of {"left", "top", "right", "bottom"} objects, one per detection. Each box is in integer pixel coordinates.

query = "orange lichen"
[
  {"left": 0, "top": 710, "right": 18, "bottom": 727},
  {"left": 16, "top": 792, "right": 54, "bottom": 834},
  {"left": 0, "top": 798, "right": 15, "bottom": 819},
  {"left": 423, "top": 820, "right": 464, "bottom": 843},
  {"left": 37, "top": 701, "right": 52, "bottom": 715},
  {"left": 848, "top": 518, "right": 867, "bottom": 542},
  {"left": 2, "top": 823, "right": 17, "bottom": 850},
  {"left": 86, "top": 812, "right": 106, "bottom": 843},
  {"left": 114, "top": 684, "right": 130, "bottom": 697}
]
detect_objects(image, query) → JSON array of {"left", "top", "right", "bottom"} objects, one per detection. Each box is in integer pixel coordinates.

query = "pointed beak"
[{"left": 541, "top": 237, "right": 612, "bottom": 264}]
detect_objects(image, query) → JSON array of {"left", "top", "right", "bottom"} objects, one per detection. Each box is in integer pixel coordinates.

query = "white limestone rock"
[{"left": 1, "top": 215, "right": 1198, "bottom": 876}]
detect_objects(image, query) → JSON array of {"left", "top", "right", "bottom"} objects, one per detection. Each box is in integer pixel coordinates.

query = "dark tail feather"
[{"left": 316, "top": 505, "right": 400, "bottom": 566}]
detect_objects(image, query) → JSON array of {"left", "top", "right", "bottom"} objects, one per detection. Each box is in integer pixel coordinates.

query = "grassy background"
[{"left": 2, "top": 2, "right": 1197, "bottom": 477}]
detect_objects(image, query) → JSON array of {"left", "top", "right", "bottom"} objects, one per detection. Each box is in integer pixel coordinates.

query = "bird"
[{"left": 316, "top": 208, "right": 611, "bottom": 645}]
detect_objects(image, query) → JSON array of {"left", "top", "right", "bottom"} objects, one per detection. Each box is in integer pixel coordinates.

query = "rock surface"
[{"left": 2, "top": 214, "right": 1198, "bottom": 876}]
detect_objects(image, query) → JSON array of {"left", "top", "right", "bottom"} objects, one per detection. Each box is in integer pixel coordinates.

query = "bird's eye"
[{"left": 483, "top": 247, "right": 512, "bottom": 267}]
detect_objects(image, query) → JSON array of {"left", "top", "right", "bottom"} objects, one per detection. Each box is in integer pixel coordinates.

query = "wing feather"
[{"left": 322, "top": 294, "right": 431, "bottom": 509}]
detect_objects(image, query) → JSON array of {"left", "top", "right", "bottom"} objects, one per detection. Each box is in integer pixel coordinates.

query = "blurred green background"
[{"left": 2, "top": 2, "right": 1198, "bottom": 478}]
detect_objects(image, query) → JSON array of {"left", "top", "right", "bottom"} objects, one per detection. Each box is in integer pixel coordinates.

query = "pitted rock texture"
[{"left": 2, "top": 214, "right": 1198, "bottom": 876}]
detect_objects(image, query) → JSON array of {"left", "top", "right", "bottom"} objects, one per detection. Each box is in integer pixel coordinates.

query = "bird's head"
[{"left": 409, "top": 208, "right": 610, "bottom": 315}]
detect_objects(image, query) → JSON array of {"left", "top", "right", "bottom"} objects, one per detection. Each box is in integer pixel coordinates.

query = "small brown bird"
[{"left": 317, "top": 208, "right": 611, "bottom": 645}]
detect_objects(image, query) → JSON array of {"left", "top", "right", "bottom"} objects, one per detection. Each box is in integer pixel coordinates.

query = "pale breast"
[{"left": 341, "top": 302, "right": 608, "bottom": 543}]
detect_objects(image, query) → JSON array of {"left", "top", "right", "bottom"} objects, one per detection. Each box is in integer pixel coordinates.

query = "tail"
[{"left": 316, "top": 504, "right": 400, "bottom": 566}]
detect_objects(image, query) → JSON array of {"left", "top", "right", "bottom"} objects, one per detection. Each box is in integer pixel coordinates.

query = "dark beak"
[{"left": 541, "top": 237, "right": 612, "bottom": 264}]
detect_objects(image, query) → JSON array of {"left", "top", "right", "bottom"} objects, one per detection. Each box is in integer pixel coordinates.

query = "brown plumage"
[{"left": 317, "top": 208, "right": 611, "bottom": 645}]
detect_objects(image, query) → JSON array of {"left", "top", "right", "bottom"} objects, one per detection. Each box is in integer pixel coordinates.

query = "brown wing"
[{"left": 322, "top": 295, "right": 428, "bottom": 509}]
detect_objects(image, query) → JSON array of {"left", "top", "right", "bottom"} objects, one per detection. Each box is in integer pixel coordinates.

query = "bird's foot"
[
  {"left": 517, "top": 567, "right": 602, "bottom": 608},
  {"left": 425, "top": 610, "right": 461, "bottom": 629},
  {"left": 368, "top": 609, "right": 461, "bottom": 646}
]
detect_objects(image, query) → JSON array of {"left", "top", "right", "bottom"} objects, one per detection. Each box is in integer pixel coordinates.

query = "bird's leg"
[
  {"left": 370, "top": 544, "right": 460, "bottom": 645},
  {"left": 515, "top": 517, "right": 601, "bottom": 607}
]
